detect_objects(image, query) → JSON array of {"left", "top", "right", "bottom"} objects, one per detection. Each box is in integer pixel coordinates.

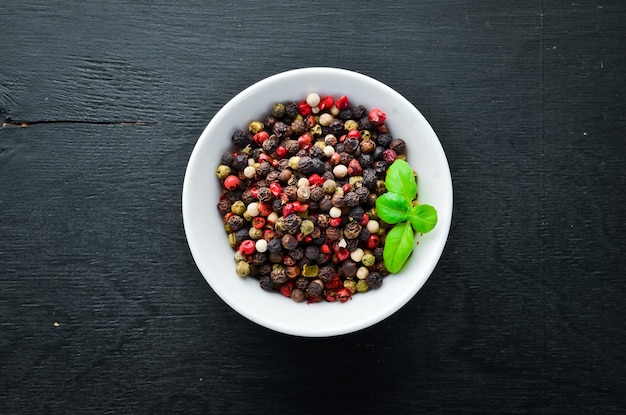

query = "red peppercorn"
[
  {"left": 292, "top": 201, "right": 308, "bottom": 213},
  {"left": 336, "top": 95, "right": 350, "bottom": 110},
  {"left": 335, "top": 247, "right": 350, "bottom": 261},
  {"left": 279, "top": 281, "right": 294, "bottom": 297},
  {"left": 239, "top": 240, "right": 256, "bottom": 255},
  {"left": 318, "top": 96, "right": 334, "bottom": 111},
  {"left": 249, "top": 186, "right": 258, "bottom": 199},
  {"left": 346, "top": 129, "right": 361, "bottom": 139},
  {"left": 263, "top": 228, "right": 275, "bottom": 240},
  {"left": 325, "top": 290, "right": 337, "bottom": 302},
  {"left": 298, "top": 133, "right": 312, "bottom": 149},
  {"left": 269, "top": 182, "right": 283, "bottom": 197},
  {"left": 224, "top": 175, "right": 241, "bottom": 190},
  {"left": 258, "top": 153, "right": 273, "bottom": 164},
  {"left": 324, "top": 275, "right": 342, "bottom": 290},
  {"left": 329, "top": 217, "right": 342, "bottom": 227},
  {"left": 258, "top": 202, "right": 272, "bottom": 216},
  {"left": 359, "top": 213, "right": 369, "bottom": 226},
  {"left": 320, "top": 244, "right": 331, "bottom": 255},
  {"left": 336, "top": 288, "right": 352, "bottom": 303},
  {"left": 298, "top": 101, "right": 312, "bottom": 116},
  {"left": 367, "top": 234, "right": 380, "bottom": 249},
  {"left": 307, "top": 295, "right": 323, "bottom": 304},
  {"left": 347, "top": 159, "right": 362, "bottom": 176},
  {"left": 342, "top": 183, "right": 353, "bottom": 193},
  {"left": 276, "top": 146, "right": 288, "bottom": 158},
  {"left": 368, "top": 108, "right": 386, "bottom": 125},
  {"left": 308, "top": 174, "right": 325, "bottom": 186},
  {"left": 253, "top": 130, "right": 269, "bottom": 145},
  {"left": 282, "top": 202, "right": 295, "bottom": 217},
  {"left": 252, "top": 217, "right": 266, "bottom": 229}
]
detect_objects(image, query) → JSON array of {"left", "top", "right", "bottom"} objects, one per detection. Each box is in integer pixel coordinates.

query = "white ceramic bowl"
[{"left": 183, "top": 67, "right": 452, "bottom": 337}]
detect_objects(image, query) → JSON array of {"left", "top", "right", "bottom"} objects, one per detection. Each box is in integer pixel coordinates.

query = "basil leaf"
[
  {"left": 384, "top": 159, "right": 417, "bottom": 203},
  {"left": 375, "top": 192, "right": 411, "bottom": 224},
  {"left": 383, "top": 222, "right": 415, "bottom": 273},
  {"left": 409, "top": 204, "right": 438, "bottom": 234}
]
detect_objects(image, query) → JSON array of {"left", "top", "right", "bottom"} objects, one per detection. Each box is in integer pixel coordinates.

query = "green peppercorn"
[
  {"left": 300, "top": 219, "right": 314, "bottom": 235},
  {"left": 362, "top": 253, "right": 376, "bottom": 267},
  {"left": 344, "top": 119, "right": 358, "bottom": 131},
  {"left": 302, "top": 264, "right": 319, "bottom": 277},
  {"left": 248, "top": 120, "right": 264, "bottom": 134},
  {"left": 272, "top": 102, "right": 286, "bottom": 118},
  {"left": 236, "top": 261, "right": 251, "bottom": 277},
  {"left": 344, "top": 279, "right": 357, "bottom": 294},
  {"left": 233, "top": 250, "right": 246, "bottom": 263},
  {"left": 216, "top": 164, "right": 231, "bottom": 180},
  {"left": 231, "top": 200, "right": 246, "bottom": 215},
  {"left": 356, "top": 279, "right": 369, "bottom": 293}
]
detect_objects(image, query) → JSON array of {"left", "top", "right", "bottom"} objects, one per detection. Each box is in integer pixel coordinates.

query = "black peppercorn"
[
  {"left": 285, "top": 101, "right": 298, "bottom": 117},
  {"left": 289, "top": 247, "right": 304, "bottom": 261},
  {"left": 366, "top": 272, "right": 383, "bottom": 289},
  {"left": 306, "top": 279, "right": 323, "bottom": 296},
  {"left": 376, "top": 134, "right": 392, "bottom": 147},
  {"left": 241, "top": 188, "right": 256, "bottom": 205},
  {"left": 340, "top": 259, "right": 357, "bottom": 278},
  {"left": 270, "top": 267, "right": 287, "bottom": 284},
  {"left": 318, "top": 265, "right": 335, "bottom": 282},
  {"left": 267, "top": 238, "right": 283, "bottom": 254},
  {"left": 290, "top": 288, "right": 305, "bottom": 302},
  {"left": 344, "top": 138, "right": 360, "bottom": 154},
  {"left": 295, "top": 276, "right": 309, "bottom": 290},
  {"left": 298, "top": 156, "right": 315, "bottom": 175},
  {"left": 374, "top": 160, "right": 388, "bottom": 177},
  {"left": 217, "top": 199, "right": 232, "bottom": 216},
  {"left": 352, "top": 105, "right": 366, "bottom": 119},
  {"left": 338, "top": 108, "right": 352, "bottom": 120},
  {"left": 390, "top": 138, "right": 406, "bottom": 154},
  {"left": 343, "top": 221, "right": 362, "bottom": 239},
  {"left": 290, "top": 119, "right": 306, "bottom": 136},
  {"left": 344, "top": 191, "right": 360, "bottom": 208},
  {"left": 349, "top": 206, "right": 365, "bottom": 221},
  {"left": 281, "top": 234, "right": 298, "bottom": 250},
  {"left": 273, "top": 121, "right": 291, "bottom": 139},
  {"left": 227, "top": 215, "right": 245, "bottom": 231},
  {"left": 355, "top": 186, "right": 369, "bottom": 203},
  {"left": 358, "top": 116, "right": 373, "bottom": 131},
  {"left": 259, "top": 275, "right": 274, "bottom": 291},
  {"left": 220, "top": 151, "right": 235, "bottom": 166},
  {"left": 232, "top": 154, "right": 248, "bottom": 171},
  {"left": 309, "top": 186, "right": 324, "bottom": 201},
  {"left": 232, "top": 129, "right": 251, "bottom": 147},
  {"left": 304, "top": 245, "right": 319, "bottom": 261}
]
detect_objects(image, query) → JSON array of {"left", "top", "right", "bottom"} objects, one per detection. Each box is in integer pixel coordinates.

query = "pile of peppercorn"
[{"left": 216, "top": 93, "right": 408, "bottom": 303}]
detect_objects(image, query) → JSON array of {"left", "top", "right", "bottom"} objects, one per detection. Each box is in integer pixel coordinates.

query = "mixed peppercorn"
[{"left": 216, "top": 93, "right": 407, "bottom": 303}]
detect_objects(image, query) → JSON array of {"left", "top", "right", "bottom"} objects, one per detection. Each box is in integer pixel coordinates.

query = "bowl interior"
[{"left": 183, "top": 67, "right": 452, "bottom": 337}]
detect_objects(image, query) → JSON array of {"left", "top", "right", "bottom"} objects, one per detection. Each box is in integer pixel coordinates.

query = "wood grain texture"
[{"left": 1, "top": 0, "right": 625, "bottom": 414}]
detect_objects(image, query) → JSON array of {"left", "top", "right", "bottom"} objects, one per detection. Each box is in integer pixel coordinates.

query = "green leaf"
[
  {"left": 375, "top": 192, "right": 411, "bottom": 224},
  {"left": 383, "top": 222, "right": 415, "bottom": 273},
  {"left": 384, "top": 159, "right": 417, "bottom": 203},
  {"left": 409, "top": 204, "right": 438, "bottom": 234}
]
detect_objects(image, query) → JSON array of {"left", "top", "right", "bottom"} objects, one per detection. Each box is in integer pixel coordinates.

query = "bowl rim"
[{"left": 183, "top": 67, "right": 453, "bottom": 337}]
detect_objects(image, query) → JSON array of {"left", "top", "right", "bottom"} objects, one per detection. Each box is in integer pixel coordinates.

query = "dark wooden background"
[{"left": 1, "top": 1, "right": 624, "bottom": 413}]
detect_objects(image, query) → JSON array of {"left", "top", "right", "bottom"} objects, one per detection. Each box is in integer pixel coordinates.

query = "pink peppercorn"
[
  {"left": 298, "top": 101, "right": 312, "bottom": 116},
  {"left": 276, "top": 146, "right": 288, "bottom": 158},
  {"left": 318, "top": 96, "right": 334, "bottom": 111},
  {"left": 346, "top": 129, "right": 361, "bottom": 139},
  {"left": 336, "top": 95, "right": 350, "bottom": 110},
  {"left": 366, "top": 234, "right": 380, "bottom": 249},
  {"left": 368, "top": 108, "right": 386, "bottom": 125},
  {"left": 336, "top": 288, "right": 352, "bottom": 303},
  {"left": 224, "top": 175, "right": 241, "bottom": 190},
  {"left": 239, "top": 239, "right": 256, "bottom": 255}
]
